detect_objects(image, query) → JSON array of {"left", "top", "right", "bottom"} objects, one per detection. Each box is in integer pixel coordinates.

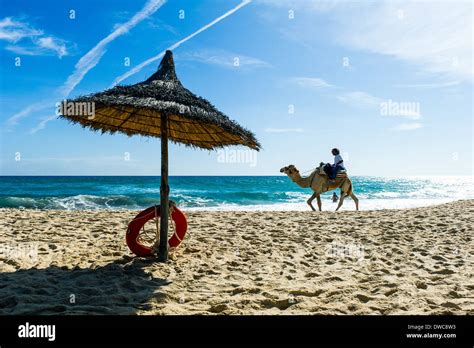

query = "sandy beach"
[{"left": 0, "top": 200, "right": 472, "bottom": 315}]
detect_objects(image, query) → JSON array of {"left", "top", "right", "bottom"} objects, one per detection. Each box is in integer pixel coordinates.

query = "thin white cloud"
[
  {"left": 393, "top": 80, "right": 462, "bottom": 89},
  {"left": 290, "top": 76, "right": 387, "bottom": 114},
  {"left": 335, "top": 1, "right": 473, "bottom": 80},
  {"left": 0, "top": 17, "right": 69, "bottom": 58},
  {"left": 391, "top": 123, "right": 423, "bottom": 131},
  {"left": 36, "top": 37, "right": 67, "bottom": 57},
  {"left": 112, "top": 0, "right": 252, "bottom": 86},
  {"left": 5, "top": 44, "right": 40, "bottom": 55},
  {"left": 6, "top": 100, "right": 55, "bottom": 128},
  {"left": 0, "top": 17, "right": 42, "bottom": 42},
  {"left": 291, "top": 77, "right": 422, "bottom": 120},
  {"left": 291, "top": 77, "right": 333, "bottom": 89},
  {"left": 180, "top": 49, "right": 271, "bottom": 69},
  {"left": 5, "top": 36, "right": 68, "bottom": 58},
  {"left": 29, "top": 115, "right": 57, "bottom": 134},
  {"left": 112, "top": 11, "right": 178, "bottom": 35},
  {"left": 10, "top": 156, "right": 138, "bottom": 163},
  {"left": 336, "top": 91, "right": 383, "bottom": 108},
  {"left": 336, "top": 92, "right": 423, "bottom": 120},
  {"left": 7, "top": 0, "right": 166, "bottom": 131},
  {"left": 265, "top": 128, "right": 304, "bottom": 133},
  {"left": 257, "top": 0, "right": 346, "bottom": 12},
  {"left": 260, "top": 0, "right": 473, "bottom": 81}
]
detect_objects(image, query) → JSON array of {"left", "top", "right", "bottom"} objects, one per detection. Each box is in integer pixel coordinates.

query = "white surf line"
[
  {"left": 111, "top": 0, "right": 252, "bottom": 87},
  {"left": 7, "top": 0, "right": 167, "bottom": 129}
]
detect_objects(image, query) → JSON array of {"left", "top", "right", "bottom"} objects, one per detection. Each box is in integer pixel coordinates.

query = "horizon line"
[{"left": 1, "top": 174, "right": 472, "bottom": 178}]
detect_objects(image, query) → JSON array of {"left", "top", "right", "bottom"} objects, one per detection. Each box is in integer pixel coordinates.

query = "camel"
[{"left": 280, "top": 163, "right": 359, "bottom": 211}]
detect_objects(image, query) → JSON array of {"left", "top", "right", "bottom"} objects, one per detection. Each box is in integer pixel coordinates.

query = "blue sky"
[{"left": 0, "top": 0, "right": 472, "bottom": 176}]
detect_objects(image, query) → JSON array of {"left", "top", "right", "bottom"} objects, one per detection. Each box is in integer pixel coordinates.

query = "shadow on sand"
[{"left": 0, "top": 257, "right": 170, "bottom": 314}]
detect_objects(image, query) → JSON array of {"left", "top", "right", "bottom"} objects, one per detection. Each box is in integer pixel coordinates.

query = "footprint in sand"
[
  {"left": 355, "top": 294, "right": 374, "bottom": 303},
  {"left": 260, "top": 298, "right": 296, "bottom": 310},
  {"left": 384, "top": 289, "right": 398, "bottom": 296},
  {"left": 415, "top": 281, "right": 428, "bottom": 289},
  {"left": 207, "top": 303, "right": 228, "bottom": 313}
]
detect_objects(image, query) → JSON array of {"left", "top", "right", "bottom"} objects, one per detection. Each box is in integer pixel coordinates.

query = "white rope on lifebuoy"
[
  {"left": 134, "top": 202, "right": 188, "bottom": 254},
  {"left": 154, "top": 205, "right": 160, "bottom": 250},
  {"left": 168, "top": 205, "right": 177, "bottom": 253},
  {"left": 166, "top": 203, "right": 186, "bottom": 253},
  {"left": 127, "top": 204, "right": 188, "bottom": 257}
]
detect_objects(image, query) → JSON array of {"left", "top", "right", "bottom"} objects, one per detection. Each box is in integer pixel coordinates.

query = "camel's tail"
[{"left": 344, "top": 179, "right": 353, "bottom": 196}]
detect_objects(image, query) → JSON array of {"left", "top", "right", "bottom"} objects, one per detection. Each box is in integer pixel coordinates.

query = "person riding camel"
[{"left": 329, "top": 148, "right": 345, "bottom": 182}]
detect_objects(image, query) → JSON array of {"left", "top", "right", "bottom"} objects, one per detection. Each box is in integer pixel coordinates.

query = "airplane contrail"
[
  {"left": 111, "top": 0, "right": 251, "bottom": 87},
  {"left": 27, "top": 0, "right": 251, "bottom": 133},
  {"left": 7, "top": 0, "right": 167, "bottom": 128}
]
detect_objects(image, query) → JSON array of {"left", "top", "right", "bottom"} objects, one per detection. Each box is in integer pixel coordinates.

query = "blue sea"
[{"left": 0, "top": 176, "right": 472, "bottom": 211}]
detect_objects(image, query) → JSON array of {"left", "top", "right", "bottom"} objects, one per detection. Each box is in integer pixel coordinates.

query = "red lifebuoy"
[{"left": 126, "top": 205, "right": 188, "bottom": 257}]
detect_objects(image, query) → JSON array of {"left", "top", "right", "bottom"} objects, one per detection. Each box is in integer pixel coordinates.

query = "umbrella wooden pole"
[{"left": 158, "top": 113, "right": 169, "bottom": 262}]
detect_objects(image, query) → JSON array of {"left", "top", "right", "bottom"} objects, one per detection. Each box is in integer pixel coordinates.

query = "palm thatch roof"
[{"left": 59, "top": 50, "right": 260, "bottom": 150}]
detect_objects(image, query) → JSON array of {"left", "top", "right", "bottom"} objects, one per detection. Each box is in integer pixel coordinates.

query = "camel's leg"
[
  {"left": 335, "top": 193, "right": 347, "bottom": 211},
  {"left": 316, "top": 194, "right": 322, "bottom": 211},
  {"left": 350, "top": 193, "right": 359, "bottom": 211},
  {"left": 307, "top": 193, "right": 317, "bottom": 211}
]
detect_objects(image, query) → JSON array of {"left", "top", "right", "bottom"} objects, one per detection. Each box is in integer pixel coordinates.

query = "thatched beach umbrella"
[{"left": 60, "top": 50, "right": 260, "bottom": 261}]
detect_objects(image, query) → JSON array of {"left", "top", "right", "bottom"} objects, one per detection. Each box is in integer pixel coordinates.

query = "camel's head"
[{"left": 280, "top": 164, "right": 300, "bottom": 176}]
